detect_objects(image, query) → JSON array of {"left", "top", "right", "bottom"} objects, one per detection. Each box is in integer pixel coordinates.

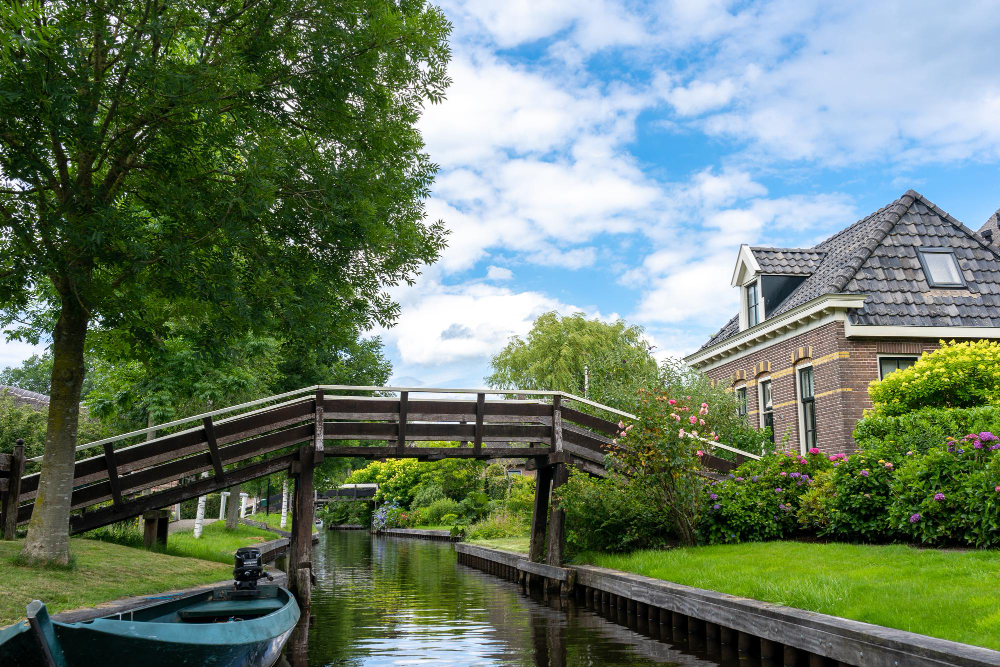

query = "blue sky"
[{"left": 4, "top": 0, "right": 1000, "bottom": 391}]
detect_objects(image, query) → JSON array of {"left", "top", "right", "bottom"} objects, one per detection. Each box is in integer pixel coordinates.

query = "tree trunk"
[
  {"left": 20, "top": 297, "right": 89, "bottom": 565},
  {"left": 280, "top": 479, "right": 288, "bottom": 529},
  {"left": 225, "top": 483, "right": 241, "bottom": 530}
]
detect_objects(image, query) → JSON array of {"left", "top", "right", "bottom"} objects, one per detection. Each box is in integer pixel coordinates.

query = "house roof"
[
  {"left": 0, "top": 385, "right": 49, "bottom": 410},
  {"left": 699, "top": 190, "right": 1000, "bottom": 350},
  {"left": 749, "top": 248, "right": 826, "bottom": 275},
  {"left": 980, "top": 208, "right": 1000, "bottom": 243}
]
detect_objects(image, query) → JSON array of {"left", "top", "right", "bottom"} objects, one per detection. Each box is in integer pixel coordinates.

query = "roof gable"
[{"left": 697, "top": 190, "right": 1000, "bottom": 351}]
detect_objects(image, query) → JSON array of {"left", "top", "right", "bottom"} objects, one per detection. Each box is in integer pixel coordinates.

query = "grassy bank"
[
  {"left": 244, "top": 511, "right": 291, "bottom": 531},
  {"left": 467, "top": 536, "right": 529, "bottom": 553},
  {"left": 166, "top": 521, "right": 277, "bottom": 564},
  {"left": 580, "top": 541, "right": 1000, "bottom": 650},
  {"left": 0, "top": 539, "right": 229, "bottom": 627}
]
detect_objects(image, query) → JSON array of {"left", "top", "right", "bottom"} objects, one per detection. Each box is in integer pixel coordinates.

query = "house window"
[
  {"left": 879, "top": 356, "right": 918, "bottom": 379},
  {"left": 758, "top": 378, "right": 774, "bottom": 443},
  {"left": 799, "top": 366, "right": 817, "bottom": 451},
  {"left": 917, "top": 248, "right": 966, "bottom": 288},
  {"left": 746, "top": 282, "right": 760, "bottom": 326},
  {"left": 736, "top": 386, "right": 748, "bottom": 418}
]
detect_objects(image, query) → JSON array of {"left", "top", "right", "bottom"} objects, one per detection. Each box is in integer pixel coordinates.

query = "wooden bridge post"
[
  {"left": 289, "top": 445, "right": 316, "bottom": 605},
  {"left": 528, "top": 464, "right": 553, "bottom": 562},
  {"left": 546, "top": 395, "right": 568, "bottom": 567},
  {"left": 2, "top": 439, "right": 25, "bottom": 540}
]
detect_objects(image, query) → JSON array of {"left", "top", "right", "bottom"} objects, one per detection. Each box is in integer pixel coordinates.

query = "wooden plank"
[
  {"left": 546, "top": 462, "right": 569, "bottom": 566},
  {"left": 0, "top": 452, "right": 10, "bottom": 472},
  {"left": 212, "top": 400, "right": 314, "bottom": 441},
  {"left": 322, "top": 422, "right": 550, "bottom": 442},
  {"left": 561, "top": 442, "right": 607, "bottom": 465},
  {"left": 474, "top": 393, "right": 484, "bottom": 455},
  {"left": 102, "top": 443, "right": 123, "bottom": 508},
  {"left": 323, "top": 397, "right": 552, "bottom": 419},
  {"left": 560, "top": 406, "right": 619, "bottom": 436},
  {"left": 518, "top": 558, "right": 570, "bottom": 582},
  {"left": 397, "top": 391, "right": 408, "bottom": 457},
  {"left": 562, "top": 425, "right": 615, "bottom": 454},
  {"left": 203, "top": 416, "right": 226, "bottom": 481},
  {"left": 529, "top": 465, "right": 553, "bottom": 563},
  {"left": 69, "top": 453, "right": 298, "bottom": 535},
  {"left": 319, "top": 446, "right": 546, "bottom": 460}
]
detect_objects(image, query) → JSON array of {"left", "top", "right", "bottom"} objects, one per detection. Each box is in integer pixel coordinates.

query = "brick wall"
[{"left": 702, "top": 321, "right": 964, "bottom": 454}]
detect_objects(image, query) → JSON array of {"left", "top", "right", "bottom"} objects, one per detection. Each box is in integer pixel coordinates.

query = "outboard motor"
[{"left": 233, "top": 547, "right": 272, "bottom": 591}]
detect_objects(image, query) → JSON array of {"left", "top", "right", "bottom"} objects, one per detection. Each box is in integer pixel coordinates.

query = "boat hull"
[{"left": 0, "top": 586, "right": 300, "bottom": 667}]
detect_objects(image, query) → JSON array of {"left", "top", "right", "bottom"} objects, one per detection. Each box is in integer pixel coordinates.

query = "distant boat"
[{"left": 0, "top": 548, "right": 299, "bottom": 666}]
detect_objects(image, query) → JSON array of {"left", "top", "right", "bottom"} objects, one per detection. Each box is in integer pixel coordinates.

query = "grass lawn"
[
  {"left": 165, "top": 521, "right": 277, "bottom": 564},
  {"left": 468, "top": 536, "right": 530, "bottom": 554},
  {"left": 580, "top": 541, "right": 1000, "bottom": 650},
  {"left": 412, "top": 524, "right": 451, "bottom": 531},
  {"left": 0, "top": 539, "right": 229, "bottom": 627},
  {"left": 244, "top": 511, "right": 292, "bottom": 531}
]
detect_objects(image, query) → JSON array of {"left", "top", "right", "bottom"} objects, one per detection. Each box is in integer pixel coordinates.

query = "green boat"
[{"left": 0, "top": 548, "right": 300, "bottom": 667}]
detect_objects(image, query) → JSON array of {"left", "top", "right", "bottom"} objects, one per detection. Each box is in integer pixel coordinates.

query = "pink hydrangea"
[
  {"left": 689, "top": 415, "right": 698, "bottom": 425},
  {"left": 808, "top": 447, "right": 819, "bottom": 455},
  {"left": 667, "top": 399, "right": 676, "bottom": 405}
]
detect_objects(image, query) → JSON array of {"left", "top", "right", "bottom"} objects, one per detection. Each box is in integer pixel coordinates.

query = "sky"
[{"left": 4, "top": 0, "right": 1000, "bottom": 390}]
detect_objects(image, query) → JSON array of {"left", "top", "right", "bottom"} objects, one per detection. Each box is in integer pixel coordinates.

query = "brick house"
[{"left": 684, "top": 190, "right": 1000, "bottom": 455}]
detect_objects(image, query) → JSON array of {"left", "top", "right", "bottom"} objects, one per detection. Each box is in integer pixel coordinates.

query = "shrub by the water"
[
  {"left": 466, "top": 511, "right": 527, "bottom": 540},
  {"left": 819, "top": 451, "right": 898, "bottom": 542},
  {"left": 558, "top": 470, "right": 673, "bottom": 554},
  {"left": 423, "top": 498, "right": 462, "bottom": 525},
  {"left": 699, "top": 450, "right": 831, "bottom": 544},
  {"left": 854, "top": 405, "right": 1000, "bottom": 457}
]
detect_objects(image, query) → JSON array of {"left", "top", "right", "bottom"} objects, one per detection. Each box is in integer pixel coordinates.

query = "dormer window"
[
  {"left": 745, "top": 281, "right": 760, "bottom": 326},
  {"left": 917, "top": 248, "right": 965, "bottom": 288}
]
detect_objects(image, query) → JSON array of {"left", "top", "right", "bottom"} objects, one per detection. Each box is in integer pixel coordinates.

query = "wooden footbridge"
[{"left": 0, "top": 385, "right": 647, "bottom": 601}]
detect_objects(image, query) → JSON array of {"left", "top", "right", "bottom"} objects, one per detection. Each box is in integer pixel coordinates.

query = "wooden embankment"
[{"left": 455, "top": 543, "right": 1000, "bottom": 667}]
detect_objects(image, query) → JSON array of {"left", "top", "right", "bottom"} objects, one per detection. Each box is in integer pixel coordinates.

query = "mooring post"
[
  {"left": 142, "top": 510, "right": 169, "bottom": 549},
  {"left": 528, "top": 464, "right": 553, "bottom": 562},
  {"left": 2, "top": 439, "right": 25, "bottom": 540}
]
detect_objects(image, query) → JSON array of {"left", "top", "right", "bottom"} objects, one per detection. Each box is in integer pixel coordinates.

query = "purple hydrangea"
[
  {"left": 910, "top": 513, "right": 921, "bottom": 523},
  {"left": 735, "top": 477, "right": 744, "bottom": 481},
  {"left": 860, "top": 470, "right": 869, "bottom": 477},
  {"left": 709, "top": 493, "right": 718, "bottom": 500},
  {"left": 713, "top": 504, "right": 721, "bottom": 510},
  {"left": 933, "top": 493, "right": 946, "bottom": 501},
  {"left": 774, "top": 487, "right": 783, "bottom": 493},
  {"left": 778, "top": 503, "right": 785, "bottom": 510},
  {"left": 790, "top": 472, "right": 801, "bottom": 478}
]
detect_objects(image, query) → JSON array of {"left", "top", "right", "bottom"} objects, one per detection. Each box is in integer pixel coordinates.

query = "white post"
[
  {"left": 219, "top": 491, "right": 229, "bottom": 521},
  {"left": 280, "top": 479, "right": 288, "bottom": 529},
  {"left": 240, "top": 492, "right": 248, "bottom": 518},
  {"left": 194, "top": 472, "right": 209, "bottom": 538},
  {"left": 174, "top": 503, "right": 182, "bottom": 521}
]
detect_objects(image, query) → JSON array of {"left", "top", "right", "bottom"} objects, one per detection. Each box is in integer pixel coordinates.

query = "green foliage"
[
  {"left": 423, "top": 498, "right": 463, "bottom": 525},
  {"left": 889, "top": 435, "right": 1000, "bottom": 547},
  {"left": 795, "top": 469, "right": 834, "bottom": 533},
  {"left": 439, "top": 513, "right": 459, "bottom": 526},
  {"left": 699, "top": 450, "right": 831, "bottom": 544},
  {"left": 319, "top": 501, "right": 371, "bottom": 527},
  {"left": 854, "top": 405, "right": 1000, "bottom": 457},
  {"left": 344, "top": 453, "right": 485, "bottom": 508},
  {"left": 868, "top": 341, "right": 1000, "bottom": 416},
  {"left": 465, "top": 512, "right": 527, "bottom": 541},
  {"left": 81, "top": 520, "right": 143, "bottom": 549},
  {"left": 0, "top": 394, "right": 114, "bottom": 472},
  {"left": 487, "top": 311, "right": 658, "bottom": 413},
  {"left": 0, "top": 353, "right": 98, "bottom": 398},
  {"left": 410, "top": 483, "right": 447, "bottom": 510},
  {"left": 557, "top": 470, "right": 673, "bottom": 554},
  {"left": 820, "top": 452, "right": 897, "bottom": 542}
]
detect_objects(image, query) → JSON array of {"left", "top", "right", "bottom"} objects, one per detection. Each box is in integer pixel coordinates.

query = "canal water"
[{"left": 276, "top": 531, "right": 763, "bottom": 667}]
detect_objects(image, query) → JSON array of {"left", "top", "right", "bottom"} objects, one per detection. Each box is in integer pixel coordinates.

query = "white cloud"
[
  {"left": 0, "top": 334, "right": 47, "bottom": 372},
  {"left": 485, "top": 266, "right": 513, "bottom": 281}
]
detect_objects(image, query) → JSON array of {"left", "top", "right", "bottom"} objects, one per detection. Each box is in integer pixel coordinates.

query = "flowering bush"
[
  {"left": 699, "top": 450, "right": 831, "bottom": 544},
  {"left": 611, "top": 391, "right": 726, "bottom": 546},
  {"left": 854, "top": 405, "right": 1000, "bottom": 457},
  {"left": 889, "top": 433, "right": 1000, "bottom": 547},
  {"left": 819, "top": 450, "right": 899, "bottom": 541},
  {"left": 868, "top": 340, "right": 1000, "bottom": 417}
]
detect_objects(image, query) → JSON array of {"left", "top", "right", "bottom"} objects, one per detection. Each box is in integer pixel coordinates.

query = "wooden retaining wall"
[
  {"left": 455, "top": 543, "right": 1000, "bottom": 667},
  {"left": 381, "top": 528, "right": 458, "bottom": 542}
]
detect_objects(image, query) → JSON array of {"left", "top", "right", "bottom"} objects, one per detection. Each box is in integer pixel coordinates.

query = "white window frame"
[
  {"left": 735, "top": 383, "right": 748, "bottom": 418},
  {"left": 740, "top": 279, "right": 762, "bottom": 330},
  {"left": 795, "top": 362, "right": 815, "bottom": 454},
  {"left": 757, "top": 376, "right": 774, "bottom": 443},
  {"left": 876, "top": 354, "right": 919, "bottom": 380}
]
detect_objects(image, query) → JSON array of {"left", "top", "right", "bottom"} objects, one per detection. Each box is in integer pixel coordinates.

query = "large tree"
[
  {"left": 0, "top": 0, "right": 450, "bottom": 564},
  {"left": 487, "top": 312, "right": 659, "bottom": 413}
]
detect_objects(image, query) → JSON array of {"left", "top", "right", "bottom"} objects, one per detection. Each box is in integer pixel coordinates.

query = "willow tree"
[{"left": 0, "top": 0, "right": 450, "bottom": 564}]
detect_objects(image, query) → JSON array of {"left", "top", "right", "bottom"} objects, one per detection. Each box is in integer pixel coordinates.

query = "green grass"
[
  {"left": 244, "top": 511, "right": 292, "bottom": 531},
  {"left": 411, "top": 524, "right": 451, "bottom": 531},
  {"left": 165, "top": 521, "right": 277, "bottom": 564},
  {"left": 580, "top": 541, "right": 1000, "bottom": 650},
  {"left": 0, "top": 539, "right": 229, "bottom": 627},
  {"left": 468, "top": 536, "right": 530, "bottom": 553}
]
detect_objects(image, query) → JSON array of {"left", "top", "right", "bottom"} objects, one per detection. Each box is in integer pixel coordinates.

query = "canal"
[{"left": 277, "top": 531, "right": 758, "bottom": 666}]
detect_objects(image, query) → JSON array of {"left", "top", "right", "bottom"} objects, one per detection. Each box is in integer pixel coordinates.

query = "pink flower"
[
  {"left": 697, "top": 450, "right": 704, "bottom": 457},
  {"left": 808, "top": 448, "right": 819, "bottom": 455},
  {"left": 689, "top": 415, "right": 698, "bottom": 424},
  {"left": 618, "top": 420, "right": 625, "bottom": 429},
  {"left": 701, "top": 402, "right": 708, "bottom": 408},
  {"left": 779, "top": 471, "right": 787, "bottom": 476},
  {"left": 699, "top": 418, "right": 706, "bottom": 426},
  {"left": 668, "top": 399, "right": 676, "bottom": 405},
  {"left": 884, "top": 462, "right": 893, "bottom": 470},
  {"left": 678, "top": 428, "right": 686, "bottom": 438},
  {"left": 995, "top": 486, "right": 1000, "bottom": 493}
]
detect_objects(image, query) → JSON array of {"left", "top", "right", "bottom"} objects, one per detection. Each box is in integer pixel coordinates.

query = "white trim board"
[{"left": 842, "top": 322, "right": 1000, "bottom": 339}]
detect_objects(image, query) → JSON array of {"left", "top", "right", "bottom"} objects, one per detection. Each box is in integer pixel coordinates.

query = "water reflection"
[{"left": 280, "top": 532, "right": 758, "bottom": 666}]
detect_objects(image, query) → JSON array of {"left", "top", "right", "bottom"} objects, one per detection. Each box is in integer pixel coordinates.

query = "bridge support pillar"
[
  {"left": 289, "top": 445, "right": 316, "bottom": 606},
  {"left": 143, "top": 510, "right": 170, "bottom": 549},
  {"left": 545, "top": 463, "right": 569, "bottom": 567},
  {"left": 528, "top": 463, "right": 553, "bottom": 562},
  {"left": 1, "top": 439, "right": 25, "bottom": 540}
]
